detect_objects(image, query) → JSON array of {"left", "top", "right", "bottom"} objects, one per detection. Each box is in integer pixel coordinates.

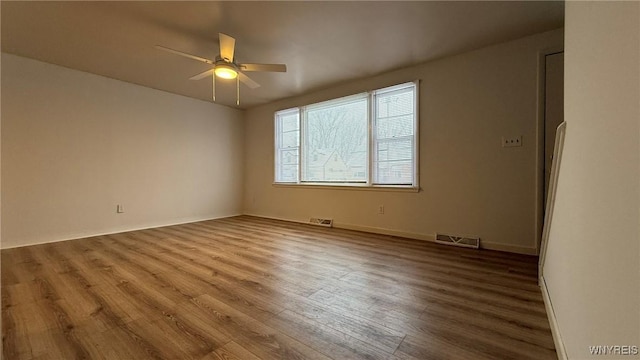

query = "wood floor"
[{"left": 2, "top": 216, "right": 556, "bottom": 360}]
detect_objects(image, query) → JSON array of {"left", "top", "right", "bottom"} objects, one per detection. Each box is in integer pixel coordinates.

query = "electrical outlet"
[
  {"left": 378, "top": 205, "right": 384, "bottom": 214},
  {"left": 116, "top": 204, "right": 124, "bottom": 213},
  {"left": 502, "top": 136, "right": 522, "bottom": 148}
]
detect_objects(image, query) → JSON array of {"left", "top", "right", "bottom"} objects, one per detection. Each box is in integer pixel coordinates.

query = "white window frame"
[
  {"left": 274, "top": 108, "right": 300, "bottom": 183},
  {"left": 371, "top": 82, "right": 419, "bottom": 186},
  {"left": 274, "top": 81, "right": 419, "bottom": 191}
]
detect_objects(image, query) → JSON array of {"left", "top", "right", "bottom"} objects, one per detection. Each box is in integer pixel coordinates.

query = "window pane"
[
  {"left": 303, "top": 96, "right": 368, "bottom": 182},
  {"left": 373, "top": 84, "right": 416, "bottom": 185},
  {"left": 376, "top": 115, "right": 414, "bottom": 139},
  {"left": 375, "top": 159, "right": 413, "bottom": 184},
  {"left": 377, "top": 138, "right": 412, "bottom": 160},
  {"left": 281, "top": 131, "right": 298, "bottom": 148},
  {"left": 279, "top": 164, "right": 298, "bottom": 182},
  {"left": 281, "top": 114, "right": 299, "bottom": 131},
  {"left": 280, "top": 149, "right": 299, "bottom": 165}
]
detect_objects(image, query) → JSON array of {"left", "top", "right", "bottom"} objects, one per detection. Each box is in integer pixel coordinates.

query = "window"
[
  {"left": 274, "top": 109, "right": 299, "bottom": 183},
  {"left": 275, "top": 82, "right": 418, "bottom": 188},
  {"left": 372, "top": 84, "right": 417, "bottom": 185}
]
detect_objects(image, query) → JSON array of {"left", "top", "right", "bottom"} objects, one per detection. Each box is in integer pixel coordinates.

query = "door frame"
[{"left": 535, "top": 47, "right": 564, "bottom": 255}]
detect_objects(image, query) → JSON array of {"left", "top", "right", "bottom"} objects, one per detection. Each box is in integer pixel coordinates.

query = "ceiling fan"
[{"left": 156, "top": 33, "right": 287, "bottom": 105}]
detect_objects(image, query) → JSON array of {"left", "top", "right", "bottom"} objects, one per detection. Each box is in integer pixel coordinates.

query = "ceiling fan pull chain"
[
  {"left": 212, "top": 72, "right": 216, "bottom": 102},
  {"left": 236, "top": 76, "right": 240, "bottom": 106}
]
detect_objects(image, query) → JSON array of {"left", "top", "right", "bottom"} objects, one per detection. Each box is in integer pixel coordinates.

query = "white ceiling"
[{"left": 1, "top": 1, "right": 564, "bottom": 109}]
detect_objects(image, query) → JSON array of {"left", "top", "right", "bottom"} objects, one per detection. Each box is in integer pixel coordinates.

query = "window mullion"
[
  {"left": 275, "top": 115, "right": 280, "bottom": 182},
  {"left": 367, "top": 91, "right": 373, "bottom": 185},
  {"left": 413, "top": 79, "right": 419, "bottom": 187},
  {"left": 298, "top": 107, "right": 304, "bottom": 184}
]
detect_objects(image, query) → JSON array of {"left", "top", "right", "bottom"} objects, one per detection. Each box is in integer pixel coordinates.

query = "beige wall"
[
  {"left": 243, "top": 29, "right": 563, "bottom": 254},
  {"left": 1, "top": 54, "right": 244, "bottom": 249},
  {"left": 544, "top": 2, "right": 639, "bottom": 359}
]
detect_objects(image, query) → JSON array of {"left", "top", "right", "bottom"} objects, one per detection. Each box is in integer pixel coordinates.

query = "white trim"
[
  {"left": 335, "top": 222, "right": 435, "bottom": 242},
  {"left": 0, "top": 214, "right": 242, "bottom": 250},
  {"left": 539, "top": 121, "right": 567, "bottom": 274},
  {"left": 540, "top": 275, "right": 568, "bottom": 360},
  {"left": 299, "top": 107, "right": 305, "bottom": 182},
  {"left": 244, "top": 213, "right": 538, "bottom": 255},
  {"left": 367, "top": 85, "right": 374, "bottom": 186},
  {"left": 480, "top": 241, "right": 538, "bottom": 255},
  {"left": 413, "top": 79, "right": 420, "bottom": 189},
  {"left": 243, "top": 213, "right": 310, "bottom": 226},
  {"left": 272, "top": 183, "right": 419, "bottom": 192},
  {"left": 274, "top": 109, "right": 301, "bottom": 183},
  {"left": 535, "top": 47, "right": 565, "bottom": 254},
  {"left": 244, "top": 213, "right": 433, "bottom": 240}
]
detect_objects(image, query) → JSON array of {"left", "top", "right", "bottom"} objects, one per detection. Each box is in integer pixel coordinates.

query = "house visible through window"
[{"left": 275, "top": 82, "right": 418, "bottom": 187}]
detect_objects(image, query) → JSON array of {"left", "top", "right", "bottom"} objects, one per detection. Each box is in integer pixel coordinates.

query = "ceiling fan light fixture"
[{"left": 214, "top": 64, "right": 238, "bottom": 79}]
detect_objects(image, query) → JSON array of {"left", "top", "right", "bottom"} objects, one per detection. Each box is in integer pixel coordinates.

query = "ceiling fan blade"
[
  {"left": 239, "top": 63, "right": 287, "bottom": 72},
  {"left": 189, "top": 69, "right": 215, "bottom": 80},
  {"left": 219, "top": 33, "right": 236, "bottom": 62},
  {"left": 238, "top": 72, "right": 261, "bottom": 89},
  {"left": 155, "top": 45, "right": 214, "bottom": 64}
]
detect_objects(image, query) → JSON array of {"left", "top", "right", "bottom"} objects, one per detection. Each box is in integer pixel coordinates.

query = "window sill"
[{"left": 272, "top": 183, "right": 420, "bottom": 192}]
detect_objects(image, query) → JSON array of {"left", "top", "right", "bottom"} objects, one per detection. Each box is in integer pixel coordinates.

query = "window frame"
[
  {"left": 274, "top": 108, "right": 300, "bottom": 183},
  {"left": 274, "top": 81, "right": 419, "bottom": 190}
]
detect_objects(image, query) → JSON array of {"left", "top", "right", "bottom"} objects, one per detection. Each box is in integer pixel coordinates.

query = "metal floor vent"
[
  {"left": 309, "top": 218, "right": 333, "bottom": 227},
  {"left": 435, "top": 233, "right": 480, "bottom": 249}
]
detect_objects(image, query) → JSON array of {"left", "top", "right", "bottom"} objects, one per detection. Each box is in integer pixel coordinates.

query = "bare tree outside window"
[{"left": 304, "top": 96, "right": 367, "bottom": 182}]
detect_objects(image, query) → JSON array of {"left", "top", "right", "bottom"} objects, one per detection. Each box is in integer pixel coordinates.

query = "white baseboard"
[
  {"left": 540, "top": 275, "right": 567, "bottom": 360},
  {"left": 243, "top": 213, "right": 310, "bottom": 226},
  {"left": 5, "top": 212, "right": 539, "bottom": 256},
  {"left": 243, "top": 213, "right": 537, "bottom": 255},
  {"left": 481, "top": 241, "right": 539, "bottom": 255},
  {"left": 0, "top": 213, "right": 242, "bottom": 250},
  {"left": 334, "top": 221, "right": 436, "bottom": 242},
  {"left": 243, "top": 213, "right": 434, "bottom": 241}
]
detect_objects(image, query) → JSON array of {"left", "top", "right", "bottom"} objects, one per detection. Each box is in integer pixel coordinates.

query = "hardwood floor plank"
[
  {"left": 281, "top": 293, "right": 405, "bottom": 354},
  {"left": 395, "top": 333, "right": 487, "bottom": 360},
  {"left": 266, "top": 309, "right": 396, "bottom": 360},
  {"left": 89, "top": 282, "right": 163, "bottom": 324},
  {"left": 2, "top": 215, "right": 556, "bottom": 360},
  {"left": 200, "top": 341, "right": 262, "bottom": 360},
  {"left": 189, "top": 294, "right": 332, "bottom": 360},
  {"left": 124, "top": 316, "right": 221, "bottom": 360},
  {"left": 339, "top": 270, "right": 549, "bottom": 324},
  {"left": 21, "top": 328, "right": 83, "bottom": 360},
  {"left": 73, "top": 321, "right": 165, "bottom": 360}
]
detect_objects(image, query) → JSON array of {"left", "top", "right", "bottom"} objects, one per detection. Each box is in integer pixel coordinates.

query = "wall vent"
[
  {"left": 435, "top": 233, "right": 480, "bottom": 249},
  {"left": 309, "top": 218, "right": 333, "bottom": 227}
]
